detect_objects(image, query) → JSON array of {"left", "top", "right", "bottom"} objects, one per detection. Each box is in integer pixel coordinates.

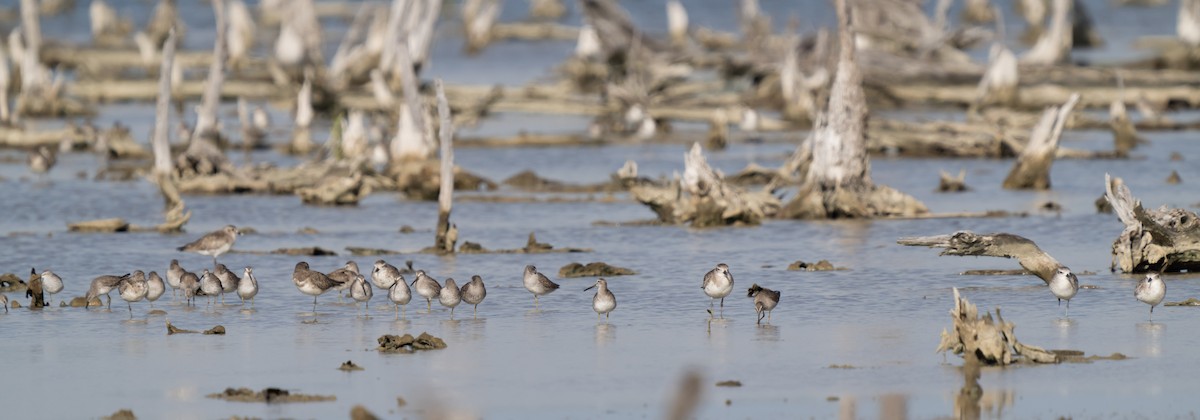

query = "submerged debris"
[
  {"left": 1166, "top": 170, "right": 1182, "bottom": 184},
  {"left": 937, "top": 169, "right": 970, "bottom": 192},
  {"left": 350, "top": 405, "right": 379, "bottom": 420},
  {"left": 558, "top": 262, "right": 636, "bottom": 278},
  {"left": 377, "top": 332, "right": 448, "bottom": 353},
  {"left": 715, "top": 380, "right": 743, "bottom": 387},
  {"left": 166, "top": 320, "right": 197, "bottom": 335},
  {"left": 938, "top": 288, "right": 1057, "bottom": 365},
  {"left": 207, "top": 387, "right": 336, "bottom": 403},
  {"left": 0, "top": 273, "right": 26, "bottom": 293},
  {"left": 1165, "top": 298, "right": 1200, "bottom": 306},
  {"left": 67, "top": 218, "right": 130, "bottom": 232},
  {"left": 269, "top": 247, "right": 338, "bottom": 256},
  {"left": 204, "top": 325, "right": 226, "bottom": 335},
  {"left": 101, "top": 409, "right": 136, "bottom": 420},
  {"left": 339, "top": 360, "right": 364, "bottom": 371},
  {"left": 787, "top": 260, "right": 845, "bottom": 271}
]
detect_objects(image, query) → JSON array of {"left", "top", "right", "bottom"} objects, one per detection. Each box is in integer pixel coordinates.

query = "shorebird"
[
  {"left": 293, "top": 261, "right": 338, "bottom": 311},
  {"left": 199, "top": 269, "right": 223, "bottom": 308},
  {"left": 1049, "top": 267, "right": 1080, "bottom": 317},
  {"left": 327, "top": 260, "right": 360, "bottom": 300},
  {"left": 584, "top": 278, "right": 617, "bottom": 322},
  {"left": 371, "top": 260, "right": 403, "bottom": 290},
  {"left": 460, "top": 275, "right": 487, "bottom": 318},
  {"left": 117, "top": 271, "right": 149, "bottom": 317},
  {"left": 702, "top": 263, "right": 734, "bottom": 313},
  {"left": 214, "top": 263, "right": 240, "bottom": 305},
  {"left": 177, "top": 225, "right": 241, "bottom": 265},
  {"left": 85, "top": 273, "right": 130, "bottom": 310},
  {"left": 439, "top": 278, "right": 462, "bottom": 318},
  {"left": 523, "top": 265, "right": 560, "bottom": 307},
  {"left": 38, "top": 269, "right": 64, "bottom": 303},
  {"left": 179, "top": 271, "right": 200, "bottom": 307},
  {"left": 167, "top": 259, "right": 185, "bottom": 299},
  {"left": 238, "top": 267, "right": 258, "bottom": 308},
  {"left": 28, "top": 146, "right": 56, "bottom": 175},
  {"left": 1135, "top": 273, "right": 1166, "bottom": 321},
  {"left": 0, "top": 294, "right": 6, "bottom": 313},
  {"left": 146, "top": 271, "right": 165, "bottom": 308},
  {"left": 747, "top": 284, "right": 780, "bottom": 324},
  {"left": 387, "top": 273, "right": 412, "bottom": 319},
  {"left": 350, "top": 273, "right": 373, "bottom": 315},
  {"left": 411, "top": 270, "right": 442, "bottom": 313}
]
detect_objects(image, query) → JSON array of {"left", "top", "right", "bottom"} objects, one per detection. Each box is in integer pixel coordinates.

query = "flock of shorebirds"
[
  {"left": 3, "top": 226, "right": 783, "bottom": 324},
  {"left": 1048, "top": 267, "right": 1167, "bottom": 321}
]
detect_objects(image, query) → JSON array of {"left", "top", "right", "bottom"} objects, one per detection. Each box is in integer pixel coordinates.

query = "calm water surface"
[{"left": 2, "top": 1, "right": 1200, "bottom": 419}]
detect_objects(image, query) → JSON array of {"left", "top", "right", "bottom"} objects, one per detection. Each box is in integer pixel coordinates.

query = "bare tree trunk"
[
  {"left": 389, "top": 40, "right": 432, "bottom": 164},
  {"left": 1180, "top": 0, "right": 1200, "bottom": 47},
  {"left": 1002, "top": 93, "right": 1079, "bottom": 190},
  {"left": 462, "top": 0, "right": 499, "bottom": 54},
  {"left": 0, "top": 50, "right": 9, "bottom": 123},
  {"left": 1110, "top": 99, "right": 1140, "bottom": 156},
  {"left": 1104, "top": 174, "right": 1200, "bottom": 273},
  {"left": 975, "top": 10, "right": 1018, "bottom": 108},
  {"left": 153, "top": 29, "right": 177, "bottom": 176},
  {"left": 433, "top": 79, "right": 456, "bottom": 253},
  {"left": 193, "top": 0, "right": 227, "bottom": 139},
  {"left": 899, "top": 231, "right": 1066, "bottom": 284},
  {"left": 779, "top": 0, "right": 926, "bottom": 219},
  {"left": 666, "top": 0, "right": 688, "bottom": 47},
  {"left": 1021, "top": 0, "right": 1071, "bottom": 65},
  {"left": 19, "top": 0, "right": 51, "bottom": 96}
]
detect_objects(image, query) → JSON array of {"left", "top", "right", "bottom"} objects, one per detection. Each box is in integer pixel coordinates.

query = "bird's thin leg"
[
  {"left": 106, "top": 294, "right": 112, "bottom": 309},
  {"left": 474, "top": 304, "right": 478, "bottom": 318},
  {"left": 768, "top": 311, "right": 772, "bottom": 322},
  {"left": 395, "top": 304, "right": 400, "bottom": 320},
  {"left": 606, "top": 312, "right": 610, "bottom": 322},
  {"left": 426, "top": 299, "right": 432, "bottom": 313},
  {"left": 721, "top": 297, "right": 725, "bottom": 308},
  {"left": 128, "top": 303, "right": 133, "bottom": 317}
]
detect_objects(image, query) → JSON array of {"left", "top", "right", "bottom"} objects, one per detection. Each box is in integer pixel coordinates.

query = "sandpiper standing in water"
[
  {"left": 371, "top": 260, "right": 403, "bottom": 290},
  {"left": 86, "top": 273, "right": 130, "bottom": 310},
  {"left": 1135, "top": 273, "right": 1166, "bottom": 321},
  {"left": 179, "top": 271, "right": 200, "bottom": 307},
  {"left": 584, "top": 278, "right": 616, "bottom": 322},
  {"left": 177, "top": 225, "right": 241, "bottom": 265},
  {"left": 167, "top": 259, "right": 186, "bottom": 300},
  {"left": 747, "top": 284, "right": 780, "bottom": 324},
  {"left": 327, "top": 261, "right": 360, "bottom": 300},
  {"left": 38, "top": 269, "right": 64, "bottom": 304},
  {"left": 460, "top": 275, "right": 487, "bottom": 318},
  {"left": 412, "top": 270, "right": 442, "bottom": 313},
  {"left": 293, "top": 261, "right": 338, "bottom": 312},
  {"left": 0, "top": 294, "right": 8, "bottom": 313},
  {"left": 238, "top": 267, "right": 258, "bottom": 308},
  {"left": 523, "top": 265, "right": 560, "bottom": 308},
  {"left": 387, "top": 274, "right": 412, "bottom": 319},
  {"left": 1049, "top": 267, "right": 1080, "bottom": 317},
  {"left": 117, "top": 271, "right": 149, "bottom": 318},
  {"left": 214, "top": 264, "right": 240, "bottom": 305},
  {"left": 199, "top": 269, "right": 223, "bottom": 308},
  {"left": 146, "top": 271, "right": 165, "bottom": 308},
  {"left": 350, "top": 273, "right": 373, "bottom": 315},
  {"left": 439, "top": 278, "right": 461, "bottom": 318},
  {"left": 702, "top": 263, "right": 734, "bottom": 315}
]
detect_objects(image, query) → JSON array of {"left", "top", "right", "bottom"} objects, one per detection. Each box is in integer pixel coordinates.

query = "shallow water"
[{"left": 3, "top": 1, "right": 1200, "bottom": 419}]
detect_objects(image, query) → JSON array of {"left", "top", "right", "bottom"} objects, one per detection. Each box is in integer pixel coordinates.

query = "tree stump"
[
  {"left": 1002, "top": 93, "right": 1080, "bottom": 190},
  {"left": 1104, "top": 174, "right": 1200, "bottom": 273}
]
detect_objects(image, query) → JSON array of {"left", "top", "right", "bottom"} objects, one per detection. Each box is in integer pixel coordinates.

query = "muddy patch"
[
  {"left": 715, "top": 380, "right": 742, "bottom": 387},
  {"left": 101, "top": 409, "right": 136, "bottom": 420},
  {"left": 558, "top": 262, "right": 636, "bottom": 278},
  {"left": 207, "top": 387, "right": 336, "bottom": 403},
  {"left": 377, "top": 332, "right": 448, "bottom": 353},
  {"left": 350, "top": 405, "right": 379, "bottom": 420},
  {"left": 1166, "top": 298, "right": 1200, "bottom": 306}
]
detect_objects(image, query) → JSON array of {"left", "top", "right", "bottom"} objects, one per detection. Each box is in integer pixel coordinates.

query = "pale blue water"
[{"left": 1, "top": 1, "right": 1199, "bottom": 419}]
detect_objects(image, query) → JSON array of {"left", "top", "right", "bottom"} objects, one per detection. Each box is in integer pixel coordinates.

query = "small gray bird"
[
  {"left": 38, "top": 269, "right": 64, "bottom": 302},
  {"left": 179, "top": 271, "right": 200, "bottom": 307},
  {"left": 85, "top": 273, "right": 130, "bottom": 310},
  {"left": 167, "top": 259, "right": 186, "bottom": 300},
  {"left": 237, "top": 267, "right": 258, "bottom": 308},
  {"left": 584, "top": 278, "right": 616, "bottom": 322},
  {"left": 1049, "top": 267, "right": 1080, "bottom": 317},
  {"left": 350, "top": 273, "right": 373, "bottom": 315},
  {"left": 177, "top": 225, "right": 241, "bottom": 265},
  {"left": 411, "top": 270, "right": 442, "bottom": 313},
  {"left": 388, "top": 273, "right": 412, "bottom": 319},
  {"left": 460, "top": 275, "right": 487, "bottom": 318},
  {"left": 293, "top": 261, "right": 339, "bottom": 312},
  {"left": 146, "top": 271, "right": 165, "bottom": 308},
  {"left": 0, "top": 294, "right": 8, "bottom": 313},
  {"left": 214, "top": 263, "right": 240, "bottom": 305},
  {"left": 327, "top": 260, "right": 360, "bottom": 299},
  {"left": 371, "top": 260, "right": 403, "bottom": 290},
  {"left": 117, "top": 271, "right": 148, "bottom": 318},
  {"left": 747, "top": 284, "right": 780, "bottom": 324},
  {"left": 702, "top": 263, "right": 734, "bottom": 311},
  {"left": 439, "top": 278, "right": 461, "bottom": 318},
  {"left": 523, "top": 265, "right": 559, "bottom": 307},
  {"left": 199, "top": 269, "right": 223, "bottom": 308},
  {"left": 1135, "top": 273, "right": 1166, "bottom": 321}
]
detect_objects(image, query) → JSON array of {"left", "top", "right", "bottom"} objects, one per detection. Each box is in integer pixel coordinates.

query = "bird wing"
[
  {"left": 179, "top": 229, "right": 231, "bottom": 251},
  {"left": 702, "top": 269, "right": 716, "bottom": 289},
  {"left": 538, "top": 273, "right": 559, "bottom": 290},
  {"left": 327, "top": 268, "right": 354, "bottom": 285},
  {"left": 1067, "top": 271, "right": 1079, "bottom": 289}
]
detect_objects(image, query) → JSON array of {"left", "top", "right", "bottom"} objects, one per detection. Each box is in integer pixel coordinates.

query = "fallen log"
[
  {"left": 1103, "top": 174, "right": 1200, "bottom": 273},
  {"left": 898, "top": 230, "right": 1065, "bottom": 284}
]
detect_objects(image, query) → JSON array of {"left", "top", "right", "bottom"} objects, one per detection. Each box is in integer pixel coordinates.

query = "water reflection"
[
  {"left": 754, "top": 324, "right": 780, "bottom": 342},
  {"left": 1136, "top": 322, "right": 1165, "bottom": 357},
  {"left": 595, "top": 323, "right": 616, "bottom": 345},
  {"left": 390, "top": 318, "right": 412, "bottom": 332},
  {"left": 953, "top": 361, "right": 1015, "bottom": 420},
  {"left": 878, "top": 394, "right": 907, "bottom": 420}
]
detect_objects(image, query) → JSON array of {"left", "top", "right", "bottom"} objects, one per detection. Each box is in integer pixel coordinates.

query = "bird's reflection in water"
[
  {"left": 1137, "top": 321, "right": 1165, "bottom": 357},
  {"left": 953, "top": 360, "right": 1015, "bottom": 420},
  {"left": 755, "top": 324, "right": 780, "bottom": 342},
  {"left": 595, "top": 323, "right": 616, "bottom": 345}
]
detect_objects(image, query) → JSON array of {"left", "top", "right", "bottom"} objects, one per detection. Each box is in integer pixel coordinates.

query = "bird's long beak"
[
  {"left": 584, "top": 284, "right": 596, "bottom": 292},
  {"left": 410, "top": 278, "right": 417, "bottom": 286}
]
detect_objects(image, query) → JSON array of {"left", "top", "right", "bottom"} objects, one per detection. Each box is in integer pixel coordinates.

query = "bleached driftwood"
[
  {"left": 462, "top": 0, "right": 499, "bottom": 54},
  {"left": 630, "top": 143, "right": 780, "bottom": 227},
  {"left": 1002, "top": 93, "right": 1080, "bottom": 190},
  {"left": 192, "top": 0, "right": 226, "bottom": 139},
  {"left": 296, "top": 172, "right": 368, "bottom": 205},
  {"left": 666, "top": 0, "right": 688, "bottom": 47},
  {"left": 779, "top": 0, "right": 927, "bottom": 219},
  {"left": 433, "top": 80, "right": 457, "bottom": 254},
  {"left": 1104, "top": 174, "right": 1200, "bottom": 273},
  {"left": 1021, "top": 0, "right": 1071, "bottom": 65},
  {"left": 937, "top": 288, "right": 1058, "bottom": 365},
  {"left": 1182, "top": 0, "right": 1200, "bottom": 47},
  {"left": 1110, "top": 99, "right": 1141, "bottom": 156},
  {"left": 962, "top": 0, "right": 996, "bottom": 24},
  {"left": 152, "top": 29, "right": 176, "bottom": 176},
  {"left": 898, "top": 230, "right": 1065, "bottom": 284}
]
